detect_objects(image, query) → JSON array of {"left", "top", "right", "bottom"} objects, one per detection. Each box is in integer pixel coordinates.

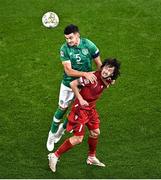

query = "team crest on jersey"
[{"left": 82, "top": 48, "right": 88, "bottom": 55}]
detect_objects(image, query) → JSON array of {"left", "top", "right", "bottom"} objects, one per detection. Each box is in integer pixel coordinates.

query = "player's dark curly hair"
[
  {"left": 64, "top": 24, "right": 79, "bottom": 35},
  {"left": 101, "top": 58, "right": 121, "bottom": 80}
]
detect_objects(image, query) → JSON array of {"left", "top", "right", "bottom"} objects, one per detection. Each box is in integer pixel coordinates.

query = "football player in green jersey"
[{"left": 47, "top": 24, "right": 102, "bottom": 151}]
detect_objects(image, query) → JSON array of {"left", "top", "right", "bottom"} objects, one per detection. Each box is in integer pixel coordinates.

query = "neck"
[
  {"left": 75, "top": 38, "right": 80, "bottom": 46},
  {"left": 101, "top": 76, "right": 110, "bottom": 87}
]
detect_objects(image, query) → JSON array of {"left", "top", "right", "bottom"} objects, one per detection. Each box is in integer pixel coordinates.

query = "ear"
[{"left": 76, "top": 32, "right": 80, "bottom": 37}]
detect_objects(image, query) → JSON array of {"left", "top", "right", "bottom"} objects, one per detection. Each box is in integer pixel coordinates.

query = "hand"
[
  {"left": 79, "top": 98, "right": 89, "bottom": 107},
  {"left": 84, "top": 72, "right": 97, "bottom": 84}
]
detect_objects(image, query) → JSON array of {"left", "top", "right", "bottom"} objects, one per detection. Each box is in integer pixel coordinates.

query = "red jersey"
[
  {"left": 74, "top": 71, "right": 112, "bottom": 108},
  {"left": 67, "top": 71, "right": 112, "bottom": 135}
]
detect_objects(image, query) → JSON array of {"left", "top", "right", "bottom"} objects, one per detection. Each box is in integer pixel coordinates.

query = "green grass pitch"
[{"left": 0, "top": 0, "right": 161, "bottom": 178}]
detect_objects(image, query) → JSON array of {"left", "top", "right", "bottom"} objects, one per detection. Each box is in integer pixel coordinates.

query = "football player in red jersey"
[{"left": 48, "top": 58, "right": 121, "bottom": 172}]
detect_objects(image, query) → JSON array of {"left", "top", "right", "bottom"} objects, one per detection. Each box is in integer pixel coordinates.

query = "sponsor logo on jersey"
[{"left": 82, "top": 48, "right": 89, "bottom": 55}]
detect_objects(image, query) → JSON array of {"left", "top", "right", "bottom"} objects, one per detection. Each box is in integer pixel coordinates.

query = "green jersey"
[{"left": 60, "top": 38, "right": 99, "bottom": 87}]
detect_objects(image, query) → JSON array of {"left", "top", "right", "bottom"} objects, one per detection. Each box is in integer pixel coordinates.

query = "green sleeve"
[{"left": 60, "top": 44, "right": 70, "bottom": 61}]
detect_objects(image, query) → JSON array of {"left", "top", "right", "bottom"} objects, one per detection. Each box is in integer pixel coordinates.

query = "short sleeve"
[{"left": 60, "top": 45, "right": 70, "bottom": 61}]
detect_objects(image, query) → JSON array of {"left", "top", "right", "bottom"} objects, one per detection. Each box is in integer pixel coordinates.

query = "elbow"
[
  {"left": 65, "top": 70, "right": 70, "bottom": 76},
  {"left": 70, "top": 80, "right": 78, "bottom": 90},
  {"left": 70, "top": 81, "right": 73, "bottom": 88},
  {"left": 64, "top": 71, "right": 69, "bottom": 76},
  {"left": 64, "top": 67, "right": 72, "bottom": 76}
]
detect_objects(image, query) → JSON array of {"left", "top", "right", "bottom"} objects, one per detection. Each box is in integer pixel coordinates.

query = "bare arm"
[
  {"left": 62, "top": 61, "right": 97, "bottom": 83},
  {"left": 93, "top": 56, "right": 102, "bottom": 70},
  {"left": 70, "top": 79, "right": 89, "bottom": 106}
]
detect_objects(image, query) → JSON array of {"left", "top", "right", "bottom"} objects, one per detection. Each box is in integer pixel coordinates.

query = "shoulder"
[
  {"left": 60, "top": 42, "right": 68, "bottom": 51},
  {"left": 94, "top": 71, "right": 101, "bottom": 78},
  {"left": 60, "top": 43, "right": 70, "bottom": 60},
  {"left": 82, "top": 38, "right": 99, "bottom": 54},
  {"left": 82, "top": 38, "right": 95, "bottom": 46}
]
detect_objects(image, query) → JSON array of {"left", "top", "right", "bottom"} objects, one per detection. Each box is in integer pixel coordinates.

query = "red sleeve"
[{"left": 79, "top": 77, "right": 91, "bottom": 87}]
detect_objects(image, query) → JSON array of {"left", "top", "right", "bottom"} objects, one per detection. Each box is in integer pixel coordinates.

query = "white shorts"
[{"left": 58, "top": 83, "right": 75, "bottom": 109}]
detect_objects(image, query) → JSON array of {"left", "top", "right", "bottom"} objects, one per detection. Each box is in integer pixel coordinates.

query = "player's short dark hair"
[
  {"left": 101, "top": 58, "right": 121, "bottom": 80},
  {"left": 64, "top": 24, "right": 79, "bottom": 35}
]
